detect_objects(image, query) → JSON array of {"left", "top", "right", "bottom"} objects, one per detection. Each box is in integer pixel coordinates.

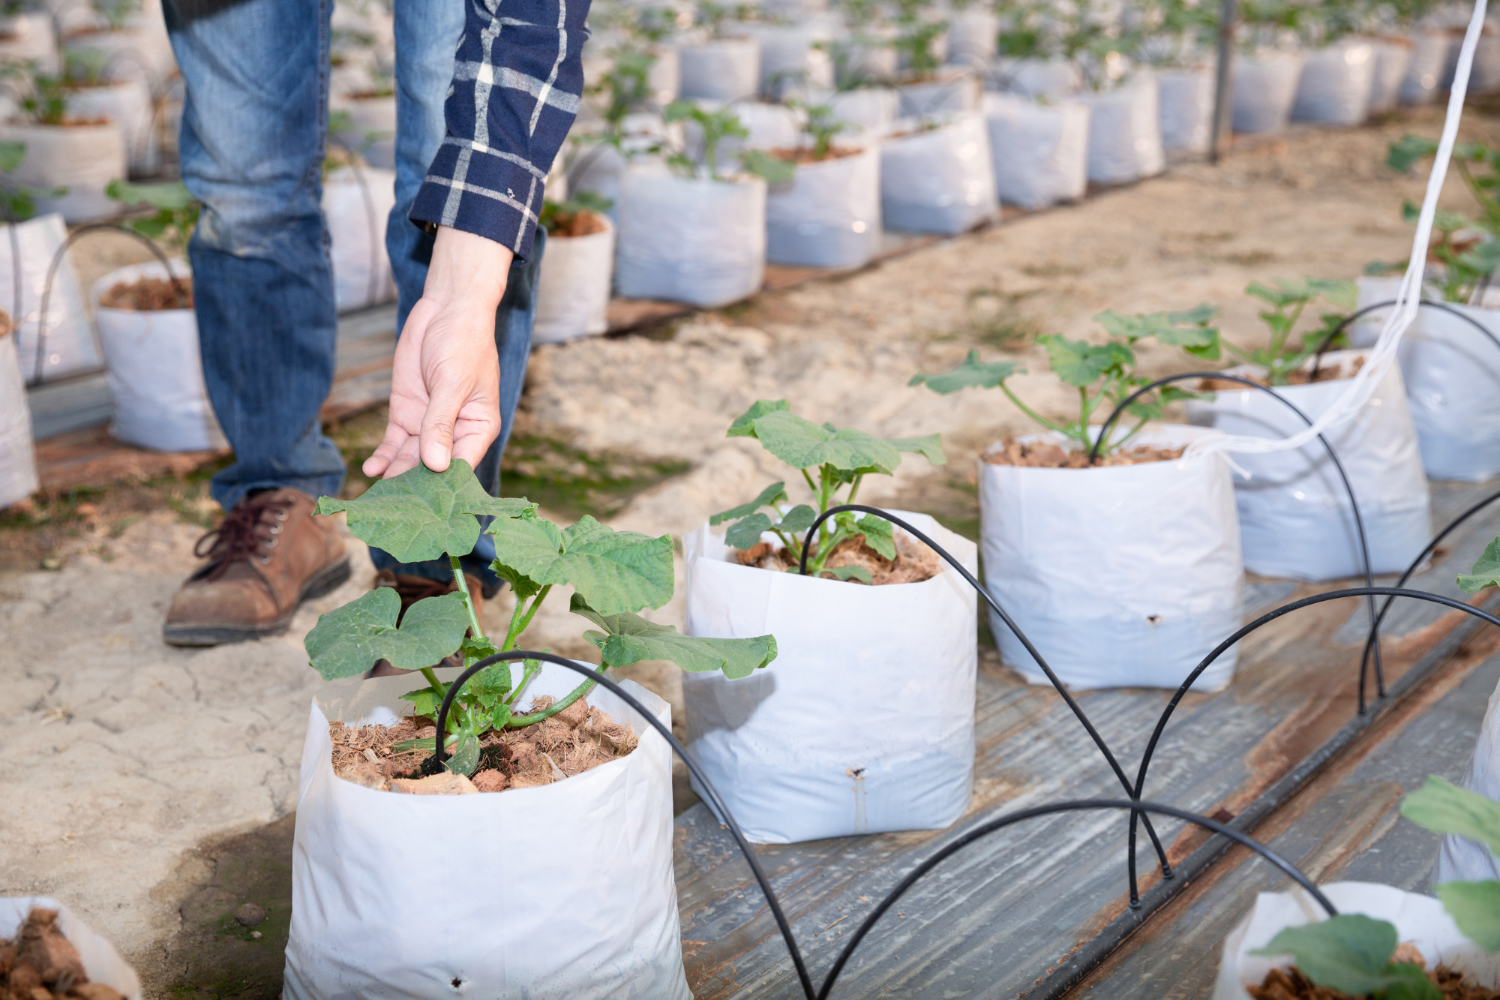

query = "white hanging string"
[{"left": 1186, "top": 0, "right": 1490, "bottom": 462}]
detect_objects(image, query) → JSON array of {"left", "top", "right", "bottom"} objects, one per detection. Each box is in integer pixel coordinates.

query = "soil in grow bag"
[
  {"left": 329, "top": 695, "right": 638, "bottom": 794},
  {"left": 733, "top": 529, "right": 942, "bottom": 584},
  {"left": 98, "top": 275, "right": 192, "bottom": 310},
  {"left": 1201, "top": 356, "right": 1364, "bottom": 390},
  {"left": 0, "top": 907, "right": 127, "bottom": 1000},
  {"left": 770, "top": 144, "right": 863, "bottom": 164},
  {"left": 543, "top": 205, "right": 610, "bottom": 238},
  {"left": 985, "top": 438, "right": 1184, "bottom": 468},
  {"left": 1250, "top": 962, "right": 1499, "bottom": 999}
]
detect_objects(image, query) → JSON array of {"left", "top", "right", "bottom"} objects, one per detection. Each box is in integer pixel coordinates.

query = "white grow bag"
[
  {"left": 66, "top": 79, "right": 157, "bottom": 175},
  {"left": 1400, "top": 29, "right": 1452, "bottom": 105},
  {"left": 1352, "top": 278, "right": 1500, "bottom": 482},
  {"left": 0, "top": 323, "right": 37, "bottom": 508},
  {"left": 947, "top": 7, "right": 999, "bottom": 67},
  {"left": 1079, "top": 73, "right": 1165, "bottom": 185},
  {"left": 1185, "top": 349, "right": 1431, "bottom": 581},
  {"left": 896, "top": 70, "right": 982, "bottom": 118},
  {"left": 534, "top": 214, "right": 615, "bottom": 343},
  {"left": 0, "top": 121, "right": 127, "bottom": 224},
  {"left": 979, "top": 426, "right": 1244, "bottom": 692},
  {"left": 1213, "top": 882, "right": 1500, "bottom": 1000},
  {"left": 284, "top": 670, "right": 689, "bottom": 1000},
  {"left": 93, "top": 260, "right": 225, "bottom": 452},
  {"left": 996, "top": 57, "right": 1082, "bottom": 99},
  {"left": 1291, "top": 40, "right": 1376, "bottom": 126},
  {"left": 982, "top": 92, "right": 1089, "bottom": 209},
  {"left": 1157, "top": 66, "right": 1214, "bottom": 153},
  {"left": 614, "top": 164, "right": 766, "bottom": 307},
  {"left": 1439, "top": 674, "right": 1500, "bottom": 883},
  {"left": 880, "top": 112, "right": 997, "bottom": 235},
  {"left": 323, "top": 165, "right": 397, "bottom": 313},
  {"left": 1232, "top": 50, "right": 1306, "bottom": 133},
  {"left": 0, "top": 898, "right": 142, "bottom": 999},
  {"left": 682, "top": 511, "right": 977, "bottom": 845},
  {"left": 1368, "top": 37, "right": 1415, "bottom": 113},
  {"left": 825, "top": 86, "right": 899, "bottom": 143},
  {"left": 330, "top": 93, "right": 395, "bottom": 169},
  {"left": 1, "top": 212, "right": 97, "bottom": 382},
  {"left": 0, "top": 13, "right": 59, "bottom": 73},
  {"left": 743, "top": 22, "right": 833, "bottom": 97},
  {"left": 766, "top": 145, "right": 881, "bottom": 269},
  {"left": 678, "top": 36, "right": 761, "bottom": 102}
]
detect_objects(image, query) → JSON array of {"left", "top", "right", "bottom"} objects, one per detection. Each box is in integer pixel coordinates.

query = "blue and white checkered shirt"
[{"left": 411, "top": 0, "right": 591, "bottom": 260}]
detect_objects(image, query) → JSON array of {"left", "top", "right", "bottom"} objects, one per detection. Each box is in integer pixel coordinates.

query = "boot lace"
[{"left": 193, "top": 493, "right": 295, "bottom": 581}]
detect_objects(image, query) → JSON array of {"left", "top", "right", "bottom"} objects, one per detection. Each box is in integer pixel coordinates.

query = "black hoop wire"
[{"left": 1309, "top": 298, "right": 1500, "bottom": 380}]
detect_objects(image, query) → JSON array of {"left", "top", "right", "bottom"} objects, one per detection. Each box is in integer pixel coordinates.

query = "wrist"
[{"left": 423, "top": 226, "right": 515, "bottom": 312}]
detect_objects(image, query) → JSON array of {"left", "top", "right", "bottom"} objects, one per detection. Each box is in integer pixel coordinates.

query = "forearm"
[{"left": 426, "top": 226, "right": 514, "bottom": 313}]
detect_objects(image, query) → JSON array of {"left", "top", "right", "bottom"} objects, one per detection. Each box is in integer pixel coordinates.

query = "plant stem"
[
  {"left": 997, "top": 382, "right": 1070, "bottom": 438},
  {"left": 509, "top": 585, "right": 552, "bottom": 648},
  {"left": 449, "top": 555, "right": 485, "bottom": 639},
  {"left": 504, "top": 657, "right": 544, "bottom": 707},
  {"left": 507, "top": 667, "right": 607, "bottom": 727}
]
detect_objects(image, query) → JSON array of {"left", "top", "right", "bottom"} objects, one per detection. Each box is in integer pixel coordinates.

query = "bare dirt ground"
[{"left": 2, "top": 105, "right": 1496, "bottom": 996}]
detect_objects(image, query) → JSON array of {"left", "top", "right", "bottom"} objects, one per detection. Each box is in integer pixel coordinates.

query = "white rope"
[{"left": 1186, "top": 0, "right": 1490, "bottom": 461}]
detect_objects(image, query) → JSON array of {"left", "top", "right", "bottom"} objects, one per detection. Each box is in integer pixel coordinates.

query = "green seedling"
[
  {"left": 0, "top": 139, "right": 35, "bottom": 221},
  {"left": 94, "top": 0, "right": 141, "bottom": 31},
  {"left": 539, "top": 190, "right": 614, "bottom": 234},
  {"left": 62, "top": 48, "right": 109, "bottom": 87},
  {"left": 892, "top": 17, "right": 946, "bottom": 77},
  {"left": 591, "top": 47, "right": 659, "bottom": 135},
  {"left": 785, "top": 98, "right": 853, "bottom": 160},
  {"left": 305, "top": 460, "right": 776, "bottom": 775},
  {"left": 1459, "top": 536, "right": 1500, "bottom": 594},
  {"left": 911, "top": 306, "right": 1221, "bottom": 454},
  {"left": 105, "top": 180, "right": 199, "bottom": 255},
  {"left": 1389, "top": 136, "right": 1500, "bottom": 235},
  {"left": 12, "top": 65, "right": 69, "bottom": 125},
  {"left": 1222, "top": 278, "right": 1358, "bottom": 385},
  {"left": 662, "top": 100, "right": 795, "bottom": 184},
  {"left": 709, "top": 400, "right": 945, "bottom": 582}
]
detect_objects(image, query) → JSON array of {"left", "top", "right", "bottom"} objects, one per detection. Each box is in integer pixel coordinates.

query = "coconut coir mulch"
[
  {"left": 99, "top": 276, "right": 193, "bottom": 311},
  {"left": 735, "top": 528, "right": 942, "bottom": 585},
  {"left": 0, "top": 908, "right": 126, "bottom": 1000},
  {"left": 330, "top": 696, "right": 638, "bottom": 795},
  {"left": 544, "top": 208, "right": 609, "bottom": 238},
  {"left": 1199, "top": 356, "right": 1365, "bottom": 392},
  {"left": 1251, "top": 963, "right": 1500, "bottom": 1000},
  {"left": 983, "top": 438, "right": 1186, "bottom": 468}
]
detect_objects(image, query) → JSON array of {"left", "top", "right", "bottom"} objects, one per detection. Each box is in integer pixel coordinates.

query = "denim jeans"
[{"left": 165, "top": 0, "right": 539, "bottom": 595}]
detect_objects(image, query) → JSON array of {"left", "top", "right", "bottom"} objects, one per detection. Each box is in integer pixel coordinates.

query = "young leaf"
[
  {"left": 445, "top": 732, "right": 481, "bottom": 776},
  {"left": 886, "top": 434, "right": 948, "bottom": 466},
  {"left": 1250, "top": 914, "right": 1400, "bottom": 997},
  {"left": 1458, "top": 538, "right": 1500, "bottom": 594},
  {"left": 1385, "top": 962, "right": 1446, "bottom": 1000},
  {"left": 727, "top": 398, "right": 791, "bottom": 436},
  {"left": 710, "top": 482, "right": 788, "bottom": 525},
  {"left": 724, "top": 512, "right": 773, "bottom": 550},
  {"left": 851, "top": 511, "right": 895, "bottom": 560},
  {"left": 908, "top": 350, "right": 1023, "bottom": 394},
  {"left": 304, "top": 589, "right": 471, "bottom": 680},
  {"left": 0, "top": 139, "right": 25, "bottom": 174},
  {"left": 402, "top": 687, "right": 442, "bottom": 719},
  {"left": 740, "top": 149, "right": 796, "bottom": 185},
  {"left": 776, "top": 504, "right": 818, "bottom": 536},
  {"left": 1388, "top": 134, "right": 1439, "bottom": 173},
  {"left": 820, "top": 565, "right": 872, "bottom": 584},
  {"left": 746, "top": 409, "right": 903, "bottom": 474},
  {"left": 489, "top": 513, "right": 674, "bottom": 615},
  {"left": 573, "top": 596, "right": 777, "bottom": 679},
  {"left": 1401, "top": 775, "right": 1500, "bottom": 856},
  {"left": 1037, "top": 334, "right": 1132, "bottom": 387},
  {"left": 317, "top": 460, "right": 536, "bottom": 563},
  {"left": 1434, "top": 881, "right": 1500, "bottom": 952}
]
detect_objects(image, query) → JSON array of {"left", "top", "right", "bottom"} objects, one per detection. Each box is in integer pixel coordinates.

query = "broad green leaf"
[
  {"left": 740, "top": 148, "right": 796, "bottom": 185},
  {"left": 725, "top": 513, "right": 773, "bottom": 550},
  {"left": 0, "top": 140, "right": 25, "bottom": 174},
  {"left": 727, "top": 399, "right": 790, "bottom": 437},
  {"left": 1247, "top": 279, "right": 1308, "bottom": 308},
  {"left": 1459, "top": 538, "right": 1500, "bottom": 593},
  {"left": 777, "top": 504, "right": 817, "bottom": 536},
  {"left": 1251, "top": 914, "right": 1399, "bottom": 996},
  {"left": 445, "top": 732, "right": 481, "bottom": 776},
  {"left": 465, "top": 659, "right": 511, "bottom": 708},
  {"left": 1385, "top": 962, "right": 1446, "bottom": 1000},
  {"left": 1402, "top": 775, "right": 1500, "bottom": 856},
  {"left": 574, "top": 596, "right": 777, "bottom": 680},
  {"left": 105, "top": 178, "right": 197, "bottom": 211},
  {"left": 1388, "top": 134, "right": 1439, "bottom": 172},
  {"left": 820, "top": 565, "right": 872, "bottom": 584},
  {"left": 1304, "top": 278, "right": 1358, "bottom": 311},
  {"left": 317, "top": 460, "right": 537, "bottom": 562},
  {"left": 747, "top": 410, "right": 903, "bottom": 474},
  {"left": 851, "top": 512, "right": 895, "bottom": 560},
  {"left": 403, "top": 687, "right": 442, "bottom": 718},
  {"left": 886, "top": 433, "right": 948, "bottom": 466},
  {"left": 1038, "top": 334, "right": 1131, "bottom": 387},
  {"left": 710, "top": 482, "right": 788, "bottom": 525},
  {"left": 1096, "top": 307, "right": 1222, "bottom": 359},
  {"left": 908, "top": 350, "right": 1022, "bottom": 394},
  {"left": 491, "top": 702, "right": 512, "bottom": 730},
  {"left": 304, "top": 589, "right": 470, "bottom": 680},
  {"left": 489, "top": 513, "right": 673, "bottom": 615},
  {"left": 1435, "top": 881, "right": 1500, "bottom": 951}
]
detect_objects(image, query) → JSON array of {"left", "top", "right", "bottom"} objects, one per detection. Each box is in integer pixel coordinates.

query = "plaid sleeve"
[{"left": 410, "top": 0, "right": 591, "bottom": 260}]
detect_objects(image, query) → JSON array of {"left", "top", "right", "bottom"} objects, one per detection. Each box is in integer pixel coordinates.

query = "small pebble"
[
  {"left": 234, "top": 903, "right": 266, "bottom": 927},
  {"left": 251, "top": 930, "right": 262, "bottom": 940}
]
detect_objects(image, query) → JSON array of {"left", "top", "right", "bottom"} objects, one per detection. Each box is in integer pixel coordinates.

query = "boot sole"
[{"left": 162, "top": 556, "right": 353, "bottom": 647}]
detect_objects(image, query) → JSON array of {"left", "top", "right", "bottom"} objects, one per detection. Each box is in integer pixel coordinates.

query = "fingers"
[
  {"left": 362, "top": 420, "right": 410, "bottom": 478},
  {"left": 418, "top": 378, "right": 464, "bottom": 473},
  {"left": 449, "top": 413, "right": 501, "bottom": 470}
]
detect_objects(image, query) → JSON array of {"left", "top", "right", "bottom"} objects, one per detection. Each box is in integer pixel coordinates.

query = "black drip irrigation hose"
[
  {"left": 421, "top": 652, "right": 1334, "bottom": 1000},
  {"left": 794, "top": 504, "right": 1175, "bottom": 906},
  {"left": 1309, "top": 298, "right": 1500, "bottom": 378}
]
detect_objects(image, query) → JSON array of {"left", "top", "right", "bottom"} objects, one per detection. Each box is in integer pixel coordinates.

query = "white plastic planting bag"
[
  {"left": 0, "top": 121, "right": 127, "bottom": 223},
  {"left": 1438, "top": 674, "right": 1500, "bottom": 883},
  {"left": 323, "top": 165, "right": 397, "bottom": 313},
  {"left": 0, "top": 897, "right": 142, "bottom": 999},
  {"left": 743, "top": 21, "right": 833, "bottom": 97},
  {"left": 1232, "top": 50, "right": 1307, "bottom": 133},
  {"left": 1157, "top": 66, "right": 1214, "bottom": 153},
  {"left": 1212, "top": 882, "right": 1500, "bottom": 1000},
  {"left": 1079, "top": 73, "right": 1165, "bottom": 185},
  {"left": 947, "top": 7, "right": 999, "bottom": 67},
  {"left": 534, "top": 217, "right": 615, "bottom": 343},
  {"left": 284, "top": 670, "right": 689, "bottom": 1000},
  {"left": 1291, "top": 40, "right": 1376, "bottom": 126},
  {"left": 1352, "top": 278, "right": 1500, "bottom": 482},
  {"left": 0, "top": 213, "right": 97, "bottom": 382},
  {"left": 93, "top": 260, "right": 225, "bottom": 453},
  {"left": 568, "top": 114, "right": 684, "bottom": 220},
  {"left": 66, "top": 79, "right": 158, "bottom": 175},
  {"left": 880, "top": 112, "right": 997, "bottom": 234},
  {"left": 766, "top": 144, "right": 880, "bottom": 269},
  {"left": 1185, "top": 349, "right": 1430, "bottom": 581},
  {"left": 1368, "top": 38, "right": 1415, "bottom": 114},
  {"left": 678, "top": 36, "right": 760, "bottom": 101},
  {"left": 331, "top": 94, "right": 396, "bottom": 168},
  {"left": 896, "top": 70, "right": 981, "bottom": 118},
  {"left": 825, "top": 85, "right": 899, "bottom": 143},
  {"left": 0, "top": 324, "right": 37, "bottom": 508},
  {"left": 682, "top": 511, "right": 977, "bottom": 845},
  {"left": 1400, "top": 29, "right": 1452, "bottom": 105},
  {"left": 0, "top": 13, "right": 59, "bottom": 72},
  {"left": 980, "top": 426, "right": 1243, "bottom": 692},
  {"left": 615, "top": 164, "right": 765, "bottom": 307},
  {"left": 982, "top": 92, "right": 1089, "bottom": 209},
  {"left": 996, "top": 56, "right": 1082, "bottom": 98}
]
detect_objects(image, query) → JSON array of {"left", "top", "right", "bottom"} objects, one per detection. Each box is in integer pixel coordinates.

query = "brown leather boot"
[
  {"left": 163, "top": 488, "right": 351, "bottom": 646},
  {"left": 367, "top": 569, "right": 485, "bottom": 676}
]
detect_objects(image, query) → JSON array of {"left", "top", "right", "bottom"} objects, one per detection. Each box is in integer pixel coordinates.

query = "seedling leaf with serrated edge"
[
  {"left": 908, "top": 350, "right": 1022, "bottom": 393},
  {"left": 1250, "top": 915, "right": 1403, "bottom": 997},
  {"left": 711, "top": 482, "right": 788, "bottom": 525},
  {"left": 488, "top": 512, "right": 673, "bottom": 615},
  {"left": 1458, "top": 538, "right": 1500, "bottom": 594},
  {"left": 1401, "top": 775, "right": 1500, "bottom": 857},
  {"left": 572, "top": 595, "right": 777, "bottom": 679},
  {"left": 304, "top": 588, "right": 470, "bottom": 680},
  {"left": 1435, "top": 882, "right": 1500, "bottom": 952}
]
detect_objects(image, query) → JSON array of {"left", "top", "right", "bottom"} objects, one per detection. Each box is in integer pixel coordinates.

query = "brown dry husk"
[
  {"left": 770, "top": 145, "right": 863, "bottom": 165},
  {"left": 0, "top": 907, "right": 126, "bottom": 1000},
  {"left": 99, "top": 276, "right": 193, "bottom": 311},
  {"left": 1250, "top": 963, "right": 1500, "bottom": 1000},
  {"left": 330, "top": 696, "right": 638, "bottom": 795},
  {"left": 1200, "top": 356, "right": 1364, "bottom": 391},
  {"left": 982, "top": 438, "right": 1185, "bottom": 468},
  {"left": 734, "top": 527, "right": 942, "bottom": 585},
  {"left": 544, "top": 208, "right": 608, "bottom": 238}
]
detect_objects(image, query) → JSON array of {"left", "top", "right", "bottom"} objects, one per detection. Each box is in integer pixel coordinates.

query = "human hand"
[{"left": 363, "top": 227, "right": 515, "bottom": 479}]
